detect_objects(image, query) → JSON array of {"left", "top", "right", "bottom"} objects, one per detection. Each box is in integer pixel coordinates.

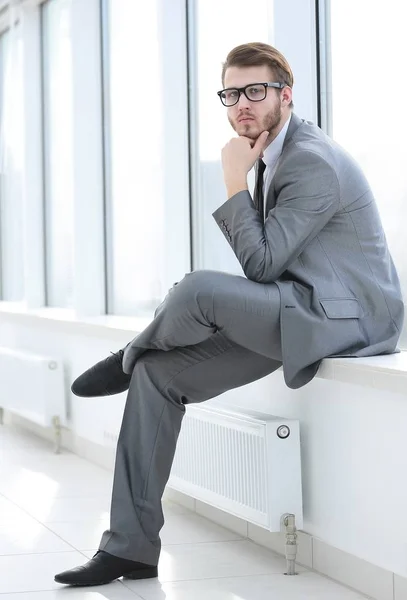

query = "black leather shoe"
[
  {"left": 71, "top": 349, "right": 132, "bottom": 397},
  {"left": 54, "top": 550, "right": 158, "bottom": 586}
]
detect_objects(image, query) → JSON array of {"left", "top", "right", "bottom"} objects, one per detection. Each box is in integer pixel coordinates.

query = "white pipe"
[{"left": 281, "top": 513, "right": 298, "bottom": 576}]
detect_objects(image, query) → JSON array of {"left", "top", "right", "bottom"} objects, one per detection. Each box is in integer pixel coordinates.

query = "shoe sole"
[
  {"left": 55, "top": 579, "right": 117, "bottom": 586},
  {"left": 123, "top": 566, "right": 158, "bottom": 580},
  {"left": 55, "top": 567, "right": 158, "bottom": 586}
]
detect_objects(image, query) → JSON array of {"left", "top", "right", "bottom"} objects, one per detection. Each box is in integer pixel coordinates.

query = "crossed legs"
[{"left": 99, "top": 270, "right": 283, "bottom": 565}]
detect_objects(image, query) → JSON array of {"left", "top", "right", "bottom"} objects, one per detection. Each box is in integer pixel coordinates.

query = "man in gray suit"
[{"left": 55, "top": 42, "right": 404, "bottom": 586}]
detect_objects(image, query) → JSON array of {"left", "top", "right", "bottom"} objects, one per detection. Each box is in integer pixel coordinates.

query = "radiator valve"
[{"left": 281, "top": 513, "right": 298, "bottom": 575}]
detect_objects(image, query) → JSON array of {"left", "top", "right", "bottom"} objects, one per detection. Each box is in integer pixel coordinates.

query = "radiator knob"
[{"left": 277, "top": 425, "right": 290, "bottom": 439}]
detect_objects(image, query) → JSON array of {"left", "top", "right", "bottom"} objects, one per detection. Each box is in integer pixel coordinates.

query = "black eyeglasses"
[{"left": 217, "top": 82, "right": 286, "bottom": 107}]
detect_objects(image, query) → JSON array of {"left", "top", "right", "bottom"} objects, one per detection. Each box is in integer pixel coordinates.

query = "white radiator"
[
  {"left": 169, "top": 405, "right": 303, "bottom": 532},
  {"left": 0, "top": 347, "right": 67, "bottom": 429}
]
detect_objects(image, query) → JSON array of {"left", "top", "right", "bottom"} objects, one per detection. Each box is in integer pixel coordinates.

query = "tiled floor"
[{"left": 0, "top": 424, "right": 372, "bottom": 599}]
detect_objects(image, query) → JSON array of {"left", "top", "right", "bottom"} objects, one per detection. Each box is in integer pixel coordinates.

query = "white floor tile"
[
  {"left": 0, "top": 471, "right": 113, "bottom": 508},
  {"left": 0, "top": 496, "right": 32, "bottom": 525},
  {"left": 0, "top": 460, "right": 113, "bottom": 502},
  {"left": 0, "top": 551, "right": 92, "bottom": 593},
  {"left": 125, "top": 571, "right": 372, "bottom": 599},
  {"left": 0, "top": 516, "right": 74, "bottom": 555},
  {"left": 13, "top": 495, "right": 111, "bottom": 523},
  {"left": 46, "top": 518, "right": 110, "bottom": 551},
  {"left": 0, "top": 584, "right": 143, "bottom": 599},
  {"left": 0, "top": 427, "right": 112, "bottom": 501}
]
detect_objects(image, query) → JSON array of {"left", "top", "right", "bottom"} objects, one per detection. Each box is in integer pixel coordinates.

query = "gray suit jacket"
[{"left": 212, "top": 113, "right": 404, "bottom": 389}]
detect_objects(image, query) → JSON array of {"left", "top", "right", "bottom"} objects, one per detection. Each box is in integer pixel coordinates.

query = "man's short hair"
[{"left": 222, "top": 42, "right": 294, "bottom": 108}]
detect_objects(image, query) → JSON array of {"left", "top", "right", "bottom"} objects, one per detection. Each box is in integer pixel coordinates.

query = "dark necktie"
[{"left": 253, "top": 159, "right": 266, "bottom": 221}]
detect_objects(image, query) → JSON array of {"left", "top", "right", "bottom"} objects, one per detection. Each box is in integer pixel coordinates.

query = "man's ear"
[{"left": 281, "top": 86, "right": 292, "bottom": 107}]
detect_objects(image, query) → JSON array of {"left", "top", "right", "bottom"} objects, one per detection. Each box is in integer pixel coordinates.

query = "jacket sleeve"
[{"left": 212, "top": 150, "right": 340, "bottom": 283}]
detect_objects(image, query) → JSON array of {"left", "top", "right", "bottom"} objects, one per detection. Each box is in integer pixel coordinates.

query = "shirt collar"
[{"left": 262, "top": 114, "right": 292, "bottom": 168}]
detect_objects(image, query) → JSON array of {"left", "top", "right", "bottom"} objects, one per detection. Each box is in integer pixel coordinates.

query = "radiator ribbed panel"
[
  {"left": 169, "top": 405, "right": 303, "bottom": 531},
  {"left": 172, "top": 416, "right": 267, "bottom": 513}
]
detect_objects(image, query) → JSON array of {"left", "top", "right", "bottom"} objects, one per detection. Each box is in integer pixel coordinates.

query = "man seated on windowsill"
[{"left": 54, "top": 42, "right": 404, "bottom": 587}]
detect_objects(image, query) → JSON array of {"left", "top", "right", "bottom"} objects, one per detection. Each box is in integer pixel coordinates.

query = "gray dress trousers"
[{"left": 99, "top": 269, "right": 282, "bottom": 566}]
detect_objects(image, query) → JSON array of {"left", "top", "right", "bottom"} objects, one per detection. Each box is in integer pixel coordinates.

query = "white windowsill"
[
  {"left": 316, "top": 353, "right": 407, "bottom": 395},
  {"left": 0, "top": 301, "right": 155, "bottom": 336},
  {"left": 1, "top": 301, "right": 406, "bottom": 395}
]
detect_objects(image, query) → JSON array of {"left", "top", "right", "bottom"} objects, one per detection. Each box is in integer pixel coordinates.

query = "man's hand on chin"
[{"left": 221, "top": 131, "right": 269, "bottom": 198}]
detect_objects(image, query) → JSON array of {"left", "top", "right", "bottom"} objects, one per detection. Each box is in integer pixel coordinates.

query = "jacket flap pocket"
[{"left": 320, "top": 298, "right": 362, "bottom": 319}]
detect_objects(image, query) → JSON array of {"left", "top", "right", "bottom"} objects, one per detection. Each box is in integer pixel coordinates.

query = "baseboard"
[
  {"left": 394, "top": 573, "right": 407, "bottom": 599},
  {"left": 4, "top": 410, "right": 116, "bottom": 472},
  {"left": 4, "top": 414, "right": 406, "bottom": 600}
]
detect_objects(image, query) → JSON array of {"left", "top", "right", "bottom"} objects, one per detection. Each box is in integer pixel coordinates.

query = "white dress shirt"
[{"left": 262, "top": 114, "right": 292, "bottom": 219}]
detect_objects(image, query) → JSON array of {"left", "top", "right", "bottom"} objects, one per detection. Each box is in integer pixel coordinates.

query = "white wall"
[
  {"left": 218, "top": 371, "right": 407, "bottom": 578},
  {"left": 1, "top": 314, "right": 406, "bottom": 579},
  {"left": 0, "top": 315, "right": 130, "bottom": 444}
]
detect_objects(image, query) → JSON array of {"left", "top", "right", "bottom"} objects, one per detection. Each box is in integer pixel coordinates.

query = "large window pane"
[
  {"left": 189, "top": 0, "right": 273, "bottom": 272},
  {"left": 103, "top": 0, "right": 166, "bottom": 315},
  {"left": 326, "top": 0, "right": 407, "bottom": 346},
  {"left": 42, "top": 0, "right": 74, "bottom": 308},
  {"left": 0, "top": 26, "right": 24, "bottom": 301}
]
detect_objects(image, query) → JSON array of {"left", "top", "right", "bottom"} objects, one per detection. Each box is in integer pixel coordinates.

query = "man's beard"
[{"left": 229, "top": 103, "right": 282, "bottom": 141}]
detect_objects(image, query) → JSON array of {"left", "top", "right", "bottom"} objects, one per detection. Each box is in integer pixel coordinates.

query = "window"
[
  {"left": 0, "top": 26, "right": 24, "bottom": 301},
  {"left": 41, "top": 0, "right": 74, "bottom": 308},
  {"left": 322, "top": 0, "right": 407, "bottom": 346},
  {"left": 188, "top": 0, "right": 273, "bottom": 272},
  {"left": 102, "top": 0, "right": 168, "bottom": 315}
]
